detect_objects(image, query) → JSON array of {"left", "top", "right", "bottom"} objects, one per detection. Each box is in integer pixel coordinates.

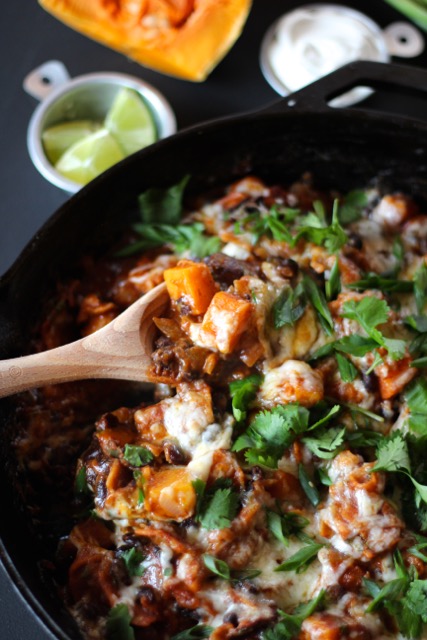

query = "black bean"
[
  {"left": 223, "top": 612, "right": 239, "bottom": 627},
  {"left": 362, "top": 372, "right": 378, "bottom": 393},
  {"left": 164, "top": 441, "right": 187, "bottom": 465},
  {"left": 276, "top": 258, "right": 299, "bottom": 279},
  {"left": 347, "top": 233, "right": 363, "bottom": 250}
]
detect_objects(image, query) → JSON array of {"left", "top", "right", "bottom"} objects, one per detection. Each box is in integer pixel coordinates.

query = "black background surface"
[{"left": 1, "top": 0, "right": 427, "bottom": 637}]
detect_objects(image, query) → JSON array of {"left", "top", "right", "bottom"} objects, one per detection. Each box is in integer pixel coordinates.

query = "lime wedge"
[
  {"left": 55, "top": 128, "right": 125, "bottom": 186},
  {"left": 42, "top": 120, "right": 102, "bottom": 164},
  {"left": 105, "top": 88, "right": 157, "bottom": 156}
]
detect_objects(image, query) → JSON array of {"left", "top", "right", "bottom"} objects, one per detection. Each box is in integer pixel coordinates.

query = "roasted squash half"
[{"left": 38, "top": 0, "right": 253, "bottom": 81}]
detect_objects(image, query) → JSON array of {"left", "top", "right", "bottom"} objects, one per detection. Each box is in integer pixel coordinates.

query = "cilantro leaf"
[
  {"left": 341, "top": 296, "right": 406, "bottom": 360},
  {"left": 121, "top": 222, "right": 221, "bottom": 258},
  {"left": 372, "top": 431, "right": 427, "bottom": 507},
  {"left": 229, "top": 374, "right": 262, "bottom": 422},
  {"left": 336, "top": 352, "right": 358, "bottom": 382},
  {"left": 334, "top": 335, "right": 379, "bottom": 357},
  {"left": 302, "top": 426, "right": 346, "bottom": 460},
  {"left": 404, "top": 580, "right": 427, "bottom": 621},
  {"left": 405, "top": 378, "right": 427, "bottom": 435},
  {"left": 295, "top": 200, "right": 347, "bottom": 253},
  {"left": 234, "top": 205, "right": 296, "bottom": 244},
  {"left": 341, "top": 296, "right": 389, "bottom": 337},
  {"left": 123, "top": 444, "right": 154, "bottom": 467},
  {"left": 138, "top": 175, "right": 190, "bottom": 225},
  {"left": 338, "top": 189, "right": 367, "bottom": 224},
  {"left": 372, "top": 432, "right": 411, "bottom": 473},
  {"left": 273, "top": 283, "right": 307, "bottom": 329},
  {"left": 171, "top": 625, "right": 214, "bottom": 640},
  {"left": 233, "top": 405, "right": 309, "bottom": 469},
  {"left": 106, "top": 604, "right": 135, "bottom": 640},
  {"left": 119, "top": 547, "right": 145, "bottom": 577},
  {"left": 198, "top": 487, "right": 239, "bottom": 531},
  {"left": 274, "top": 542, "right": 323, "bottom": 573}
]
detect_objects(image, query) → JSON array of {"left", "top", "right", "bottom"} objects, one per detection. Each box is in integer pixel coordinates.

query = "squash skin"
[{"left": 38, "top": 0, "right": 253, "bottom": 81}]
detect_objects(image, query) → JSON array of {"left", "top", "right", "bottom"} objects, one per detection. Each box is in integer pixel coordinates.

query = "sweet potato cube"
[
  {"left": 201, "top": 291, "right": 253, "bottom": 354},
  {"left": 164, "top": 260, "right": 217, "bottom": 315},
  {"left": 145, "top": 467, "right": 196, "bottom": 521}
]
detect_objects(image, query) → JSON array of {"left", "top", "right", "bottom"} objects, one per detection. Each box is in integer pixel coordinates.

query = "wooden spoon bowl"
[{"left": 0, "top": 282, "right": 169, "bottom": 398}]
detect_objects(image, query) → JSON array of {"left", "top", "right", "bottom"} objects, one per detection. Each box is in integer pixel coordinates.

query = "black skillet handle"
[{"left": 262, "top": 60, "right": 427, "bottom": 118}]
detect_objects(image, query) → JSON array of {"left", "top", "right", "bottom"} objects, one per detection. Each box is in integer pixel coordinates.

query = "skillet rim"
[{"left": 2, "top": 59, "right": 427, "bottom": 640}]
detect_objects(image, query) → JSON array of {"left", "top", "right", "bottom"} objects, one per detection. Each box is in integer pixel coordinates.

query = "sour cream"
[{"left": 260, "top": 4, "right": 390, "bottom": 107}]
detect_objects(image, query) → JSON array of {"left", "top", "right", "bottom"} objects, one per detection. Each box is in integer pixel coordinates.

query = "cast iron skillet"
[{"left": 1, "top": 60, "right": 427, "bottom": 640}]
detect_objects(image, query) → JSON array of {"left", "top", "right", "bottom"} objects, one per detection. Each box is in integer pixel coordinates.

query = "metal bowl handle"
[{"left": 261, "top": 60, "right": 427, "bottom": 117}]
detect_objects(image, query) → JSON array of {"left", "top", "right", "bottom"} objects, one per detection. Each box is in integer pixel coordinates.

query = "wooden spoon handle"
[
  {"left": 0, "top": 283, "right": 169, "bottom": 398},
  {"left": 0, "top": 340, "right": 124, "bottom": 397}
]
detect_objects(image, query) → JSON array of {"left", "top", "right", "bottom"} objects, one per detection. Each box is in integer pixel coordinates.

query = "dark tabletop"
[{"left": 1, "top": 0, "right": 427, "bottom": 638}]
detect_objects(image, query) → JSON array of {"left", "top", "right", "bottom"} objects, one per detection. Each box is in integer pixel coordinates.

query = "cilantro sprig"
[
  {"left": 233, "top": 199, "right": 347, "bottom": 254},
  {"left": 123, "top": 444, "right": 154, "bottom": 467},
  {"left": 363, "top": 551, "right": 427, "bottom": 639},
  {"left": 232, "top": 404, "right": 339, "bottom": 469},
  {"left": 263, "top": 590, "right": 326, "bottom": 640},
  {"left": 302, "top": 426, "right": 346, "bottom": 460},
  {"left": 341, "top": 296, "right": 406, "bottom": 361},
  {"left": 372, "top": 431, "right": 427, "bottom": 506},
  {"left": 293, "top": 200, "right": 347, "bottom": 253},
  {"left": 119, "top": 176, "right": 221, "bottom": 258}
]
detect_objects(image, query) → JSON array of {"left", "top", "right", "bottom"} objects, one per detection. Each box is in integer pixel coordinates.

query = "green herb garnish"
[
  {"left": 119, "top": 547, "right": 145, "bottom": 577},
  {"left": 229, "top": 374, "right": 262, "bottom": 422},
  {"left": 273, "top": 283, "right": 307, "bottom": 328},
  {"left": 106, "top": 604, "right": 135, "bottom": 640},
  {"left": 123, "top": 444, "right": 154, "bottom": 467},
  {"left": 274, "top": 541, "right": 324, "bottom": 573},
  {"left": 171, "top": 624, "right": 214, "bottom": 640}
]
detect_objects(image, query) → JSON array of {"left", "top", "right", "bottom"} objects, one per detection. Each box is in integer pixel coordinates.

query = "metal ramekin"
[{"left": 25, "top": 61, "right": 177, "bottom": 193}]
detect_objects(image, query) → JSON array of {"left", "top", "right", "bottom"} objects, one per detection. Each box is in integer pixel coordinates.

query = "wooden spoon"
[{"left": 0, "top": 282, "right": 169, "bottom": 399}]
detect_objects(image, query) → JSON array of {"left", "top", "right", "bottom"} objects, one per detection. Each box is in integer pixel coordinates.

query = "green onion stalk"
[{"left": 383, "top": 0, "right": 427, "bottom": 30}]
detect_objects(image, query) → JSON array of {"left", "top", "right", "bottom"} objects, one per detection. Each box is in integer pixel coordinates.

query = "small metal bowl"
[{"left": 25, "top": 61, "right": 177, "bottom": 193}]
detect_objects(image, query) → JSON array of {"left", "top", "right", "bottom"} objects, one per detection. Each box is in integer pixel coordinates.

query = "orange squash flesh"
[
  {"left": 38, "top": 0, "right": 253, "bottom": 81},
  {"left": 164, "top": 260, "right": 217, "bottom": 315}
]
